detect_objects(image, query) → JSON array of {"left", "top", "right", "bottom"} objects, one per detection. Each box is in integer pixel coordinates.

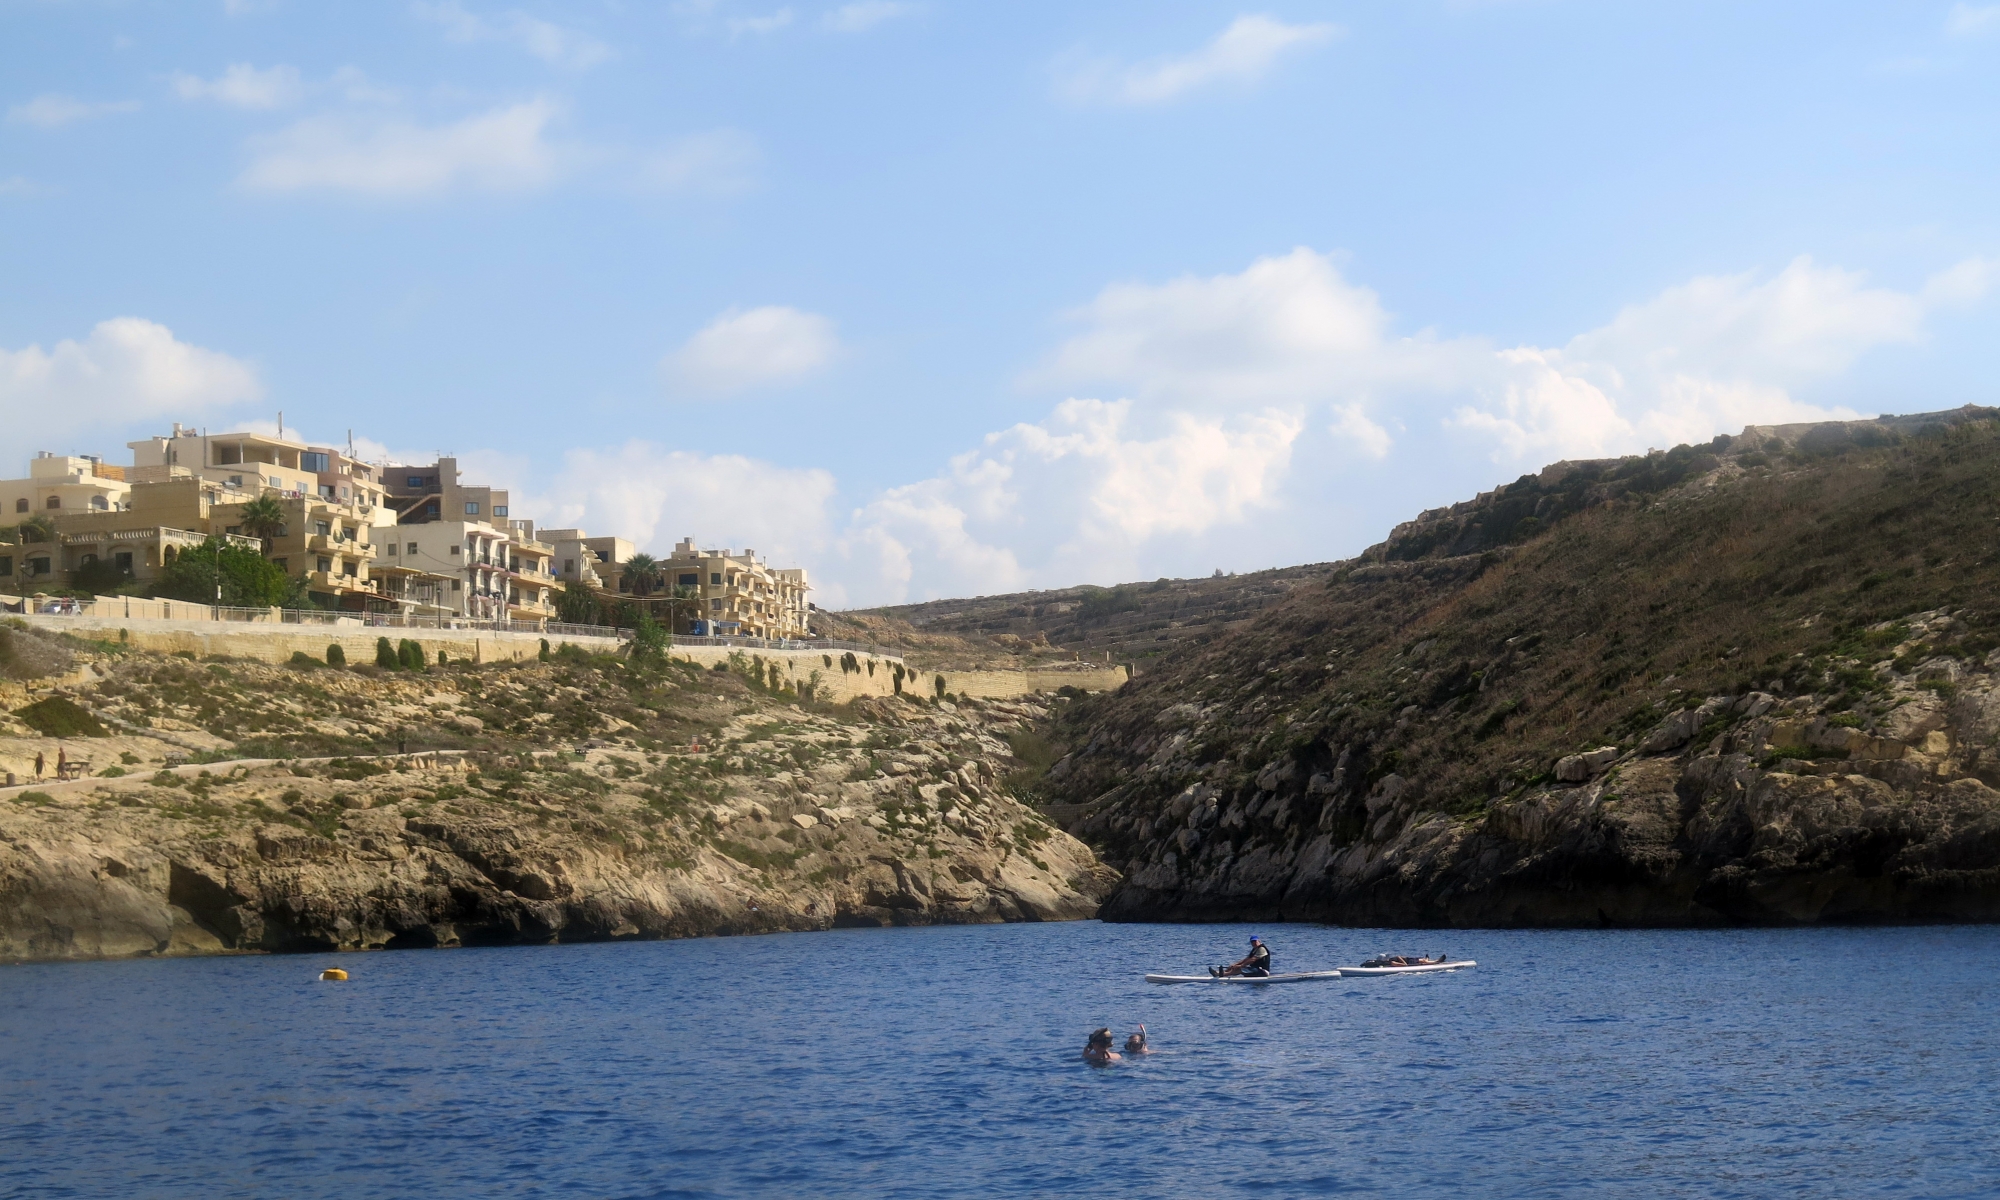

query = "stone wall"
[{"left": 19, "top": 613, "right": 617, "bottom": 666}]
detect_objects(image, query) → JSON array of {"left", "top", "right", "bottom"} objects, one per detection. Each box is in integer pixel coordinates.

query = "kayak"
[
  {"left": 1339, "top": 960, "right": 1475, "bottom": 976},
  {"left": 1144, "top": 970, "right": 1346, "bottom": 985}
]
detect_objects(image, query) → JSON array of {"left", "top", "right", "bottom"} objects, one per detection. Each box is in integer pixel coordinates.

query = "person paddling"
[{"left": 1212, "top": 935, "right": 1272, "bottom": 978}]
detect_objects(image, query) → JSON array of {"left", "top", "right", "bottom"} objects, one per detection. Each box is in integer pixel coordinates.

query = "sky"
[{"left": 3, "top": 1, "right": 1999, "bottom": 606}]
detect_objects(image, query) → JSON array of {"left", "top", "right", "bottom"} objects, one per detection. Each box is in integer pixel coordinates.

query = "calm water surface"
[{"left": 3, "top": 922, "right": 1998, "bottom": 1198}]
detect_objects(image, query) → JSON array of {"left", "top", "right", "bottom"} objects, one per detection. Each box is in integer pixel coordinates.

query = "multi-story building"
[
  {"left": 381, "top": 457, "right": 512, "bottom": 527},
  {"left": 372, "top": 521, "right": 554, "bottom": 620},
  {"left": 0, "top": 453, "right": 131, "bottom": 518},
  {"left": 541, "top": 528, "right": 634, "bottom": 593},
  {"left": 663, "top": 537, "right": 811, "bottom": 639}
]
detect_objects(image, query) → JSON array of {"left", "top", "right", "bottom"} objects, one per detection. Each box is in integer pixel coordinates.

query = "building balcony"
[
  {"left": 308, "top": 533, "right": 374, "bottom": 557},
  {"left": 307, "top": 570, "right": 375, "bottom": 594}
]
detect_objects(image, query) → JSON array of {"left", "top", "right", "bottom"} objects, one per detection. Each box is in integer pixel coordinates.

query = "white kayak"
[
  {"left": 1145, "top": 970, "right": 1346, "bottom": 985},
  {"left": 1339, "top": 960, "right": 1475, "bottom": 976}
]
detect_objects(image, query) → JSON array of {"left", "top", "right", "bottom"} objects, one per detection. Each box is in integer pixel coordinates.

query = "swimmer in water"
[
  {"left": 1082, "top": 1027, "right": 1122, "bottom": 1065},
  {"left": 1124, "top": 1025, "right": 1152, "bottom": 1056}
]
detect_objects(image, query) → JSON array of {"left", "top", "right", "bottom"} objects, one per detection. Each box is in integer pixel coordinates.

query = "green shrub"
[
  {"left": 288, "top": 650, "right": 322, "bottom": 669},
  {"left": 437, "top": 650, "right": 448, "bottom": 666},
  {"left": 397, "top": 639, "right": 424, "bottom": 670},
  {"left": 151, "top": 536, "right": 289, "bottom": 607},
  {"left": 13, "top": 790, "right": 55, "bottom": 806},
  {"left": 376, "top": 637, "right": 397, "bottom": 668},
  {"left": 98, "top": 765, "right": 126, "bottom": 777},
  {"left": 13, "top": 696, "right": 108, "bottom": 737},
  {"left": 539, "top": 638, "right": 551, "bottom": 663},
  {"left": 934, "top": 673, "right": 947, "bottom": 698},
  {"left": 326, "top": 643, "right": 346, "bottom": 667}
]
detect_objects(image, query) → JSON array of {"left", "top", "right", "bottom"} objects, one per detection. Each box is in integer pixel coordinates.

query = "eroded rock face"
[
  {"left": 0, "top": 696, "right": 1115, "bottom": 962},
  {"left": 1068, "top": 649, "right": 2000, "bottom": 928}
]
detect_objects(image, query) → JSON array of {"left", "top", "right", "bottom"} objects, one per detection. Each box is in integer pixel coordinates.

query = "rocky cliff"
[
  {"left": 1040, "top": 407, "right": 2000, "bottom": 926},
  {"left": 0, "top": 633, "right": 1113, "bottom": 962}
]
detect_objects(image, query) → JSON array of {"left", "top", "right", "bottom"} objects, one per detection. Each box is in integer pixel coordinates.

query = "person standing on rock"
[{"left": 1213, "top": 936, "right": 1272, "bottom": 978}]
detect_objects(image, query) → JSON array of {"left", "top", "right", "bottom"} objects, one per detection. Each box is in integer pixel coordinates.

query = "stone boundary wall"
[
  {"left": 16, "top": 615, "right": 1129, "bottom": 702},
  {"left": 678, "top": 646, "right": 1128, "bottom": 704},
  {"left": 17, "top": 614, "right": 619, "bottom": 666}
]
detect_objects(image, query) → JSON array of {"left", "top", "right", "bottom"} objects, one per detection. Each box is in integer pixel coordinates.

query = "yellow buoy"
[{"left": 319, "top": 968, "right": 348, "bottom": 981}]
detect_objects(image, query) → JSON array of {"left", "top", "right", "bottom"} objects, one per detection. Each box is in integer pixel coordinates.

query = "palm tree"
[
  {"left": 14, "top": 514, "right": 55, "bottom": 544},
  {"left": 622, "top": 552, "right": 660, "bottom": 598},
  {"left": 238, "top": 495, "right": 288, "bottom": 554}
]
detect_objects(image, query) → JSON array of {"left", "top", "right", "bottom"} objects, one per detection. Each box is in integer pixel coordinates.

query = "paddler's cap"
[{"left": 1250, "top": 936, "right": 1261, "bottom": 942}]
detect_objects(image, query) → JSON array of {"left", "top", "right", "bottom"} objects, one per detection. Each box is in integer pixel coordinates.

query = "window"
[
  {"left": 46, "top": 496, "right": 60, "bottom": 509},
  {"left": 596, "top": 550, "right": 610, "bottom": 562},
  {"left": 426, "top": 504, "right": 439, "bottom": 517},
  {"left": 317, "top": 557, "right": 332, "bottom": 573},
  {"left": 493, "top": 505, "right": 508, "bottom": 517},
  {"left": 12, "top": 499, "right": 23, "bottom": 513},
  {"left": 710, "top": 572, "right": 722, "bottom": 585},
  {"left": 0, "top": 556, "right": 10, "bottom": 576},
  {"left": 272, "top": 558, "right": 286, "bottom": 572},
  {"left": 225, "top": 526, "right": 242, "bottom": 536},
  {"left": 449, "top": 545, "right": 461, "bottom": 556},
  {"left": 269, "top": 476, "right": 282, "bottom": 488},
  {"left": 451, "top": 580, "right": 462, "bottom": 592},
  {"left": 29, "top": 557, "right": 50, "bottom": 576},
  {"left": 90, "top": 496, "right": 108, "bottom": 510},
  {"left": 710, "top": 599, "right": 723, "bottom": 610},
  {"left": 562, "top": 559, "right": 575, "bottom": 574},
  {"left": 678, "top": 573, "right": 699, "bottom": 586},
  {"left": 385, "top": 543, "right": 398, "bottom": 556},
  {"left": 313, "top": 521, "right": 331, "bottom": 536},
  {"left": 302, "top": 452, "right": 329, "bottom": 473},
  {"left": 407, "top": 542, "right": 417, "bottom": 555},
  {"left": 319, "top": 485, "right": 335, "bottom": 499},
  {"left": 114, "top": 552, "right": 132, "bottom": 572},
  {"left": 228, "top": 475, "right": 243, "bottom": 487},
  {"left": 407, "top": 475, "right": 425, "bottom": 488},
  {"left": 464, "top": 501, "right": 480, "bottom": 515}
]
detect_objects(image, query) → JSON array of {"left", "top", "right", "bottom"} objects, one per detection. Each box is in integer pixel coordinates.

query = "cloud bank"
[{"left": 1059, "top": 15, "right": 1338, "bottom": 105}]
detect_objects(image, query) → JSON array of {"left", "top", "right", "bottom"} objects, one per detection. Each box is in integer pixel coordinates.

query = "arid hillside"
[
  {"left": 1034, "top": 405, "right": 2000, "bottom": 927},
  {"left": 0, "top": 627, "right": 1113, "bottom": 961}
]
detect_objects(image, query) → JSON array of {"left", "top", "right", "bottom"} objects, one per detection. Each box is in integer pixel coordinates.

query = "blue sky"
[{"left": 4, "top": 2, "right": 1998, "bottom": 605}]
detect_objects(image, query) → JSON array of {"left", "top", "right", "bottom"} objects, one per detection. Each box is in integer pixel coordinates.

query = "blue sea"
[{"left": 3, "top": 922, "right": 1998, "bottom": 1198}]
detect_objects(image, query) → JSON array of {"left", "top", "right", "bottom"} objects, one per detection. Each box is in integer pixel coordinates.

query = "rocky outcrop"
[
  {"left": 0, "top": 646, "right": 1115, "bottom": 961},
  {"left": 1062, "top": 612, "right": 2000, "bottom": 928}
]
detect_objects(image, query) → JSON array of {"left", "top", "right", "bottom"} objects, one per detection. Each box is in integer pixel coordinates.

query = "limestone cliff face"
[
  {"left": 1041, "top": 412, "right": 2000, "bottom": 927},
  {"left": 0, "top": 643, "right": 1115, "bottom": 962},
  {"left": 1065, "top": 622, "right": 2000, "bottom": 928}
]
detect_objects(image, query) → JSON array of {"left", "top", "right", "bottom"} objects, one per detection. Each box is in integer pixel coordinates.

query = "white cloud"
[
  {"left": 414, "top": 1, "right": 612, "bottom": 67},
  {"left": 0, "top": 318, "right": 262, "bottom": 453},
  {"left": 667, "top": 306, "right": 839, "bottom": 394},
  {"left": 515, "top": 441, "right": 838, "bottom": 574},
  {"left": 638, "top": 129, "right": 760, "bottom": 195},
  {"left": 839, "top": 399, "right": 1304, "bottom": 603},
  {"left": 239, "top": 99, "right": 566, "bottom": 195},
  {"left": 0, "top": 176, "right": 42, "bottom": 196},
  {"left": 171, "top": 63, "right": 306, "bottom": 110},
  {"left": 7, "top": 94, "right": 140, "bottom": 128},
  {"left": 823, "top": 2, "right": 916, "bottom": 32},
  {"left": 1947, "top": 3, "right": 2000, "bottom": 35},
  {"left": 1058, "top": 14, "right": 1338, "bottom": 106},
  {"left": 730, "top": 8, "right": 795, "bottom": 36}
]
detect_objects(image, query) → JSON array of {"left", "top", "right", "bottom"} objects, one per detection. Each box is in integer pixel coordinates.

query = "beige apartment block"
[
  {"left": 372, "top": 521, "right": 555, "bottom": 620},
  {"left": 381, "top": 457, "right": 514, "bottom": 527},
  {"left": 542, "top": 529, "right": 635, "bottom": 593},
  {"left": 664, "top": 537, "right": 811, "bottom": 639},
  {"left": 0, "top": 453, "right": 131, "bottom": 518},
  {"left": 128, "top": 424, "right": 390, "bottom": 512}
]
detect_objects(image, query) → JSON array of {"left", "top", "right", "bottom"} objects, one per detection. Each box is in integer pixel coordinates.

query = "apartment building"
[
  {"left": 664, "top": 537, "right": 811, "bottom": 640},
  {"left": 381, "top": 457, "right": 513, "bottom": 527},
  {"left": 0, "top": 453, "right": 131, "bottom": 517},
  {"left": 542, "top": 529, "right": 634, "bottom": 592},
  {"left": 372, "top": 521, "right": 555, "bottom": 620}
]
